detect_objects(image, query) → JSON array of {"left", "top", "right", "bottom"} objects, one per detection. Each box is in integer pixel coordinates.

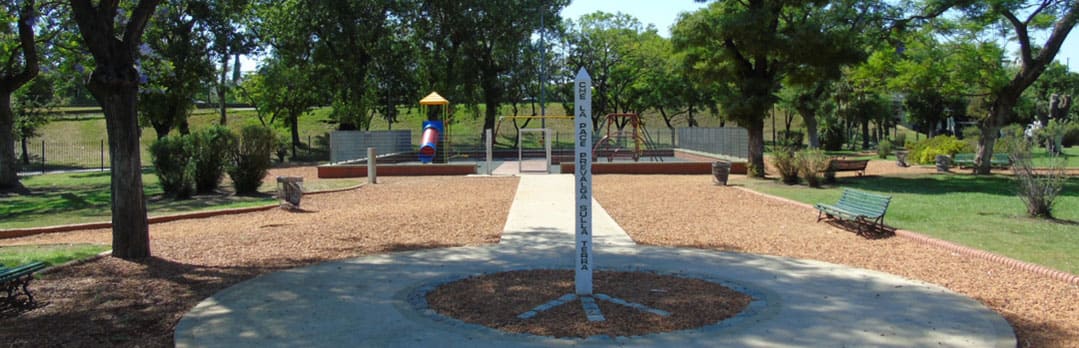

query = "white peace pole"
[{"left": 574, "top": 68, "right": 593, "bottom": 295}]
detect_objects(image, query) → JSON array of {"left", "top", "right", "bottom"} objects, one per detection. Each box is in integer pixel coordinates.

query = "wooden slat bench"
[
  {"left": 1, "top": 261, "right": 47, "bottom": 306},
  {"left": 953, "top": 153, "right": 1011, "bottom": 168},
  {"left": 814, "top": 188, "right": 892, "bottom": 235},
  {"left": 822, "top": 159, "right": 869, "bottom": 181}
]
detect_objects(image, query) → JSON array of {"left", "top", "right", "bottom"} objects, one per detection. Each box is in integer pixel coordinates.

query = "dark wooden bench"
[
  {"left": 823, "top": 159, "right": 869, "bottom": 180},
  {"left": 815, "top": 188, "right": 892, "bottom": 235},
  {"left": 1, "top": 261, "right": 47, "bottom": 306},
  {"left": 953, "top": 153, "right": 1011, "bottom": 168}
]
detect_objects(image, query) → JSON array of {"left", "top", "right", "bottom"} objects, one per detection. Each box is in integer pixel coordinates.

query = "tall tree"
[
  {"left": 673, "top": 0, "right": 883, "bottom": 177},
  {"left": 939, "top": 1, "right": 1079, "bottom": 174},
  {"left": 0, "top": 0, "right": 39, "bottom": 189},
  {"left": 307, "top": 1, "right": 404, "bottom": 131},
  {"left": 205, "top": 0, "right": 251, "bottom": 125},
  {"left": 419, "top": 0, "right": 567, "bottom": 140},
  {"left": 69, "top": 0, "right": 160, "bottom": 259},
  {"left": 138, "top": 0, "right": 214, "bottom": 138},
  {"left": 564, "top": 12, "right": 656, "bottom": 129}
]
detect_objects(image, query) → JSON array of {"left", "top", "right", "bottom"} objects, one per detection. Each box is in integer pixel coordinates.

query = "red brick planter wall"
[
  {"left": 318, "top": 164, "right": 477, "bottom": 178},
  {"left": 560, "top": 161, "right": 746, "bottom": 175}
]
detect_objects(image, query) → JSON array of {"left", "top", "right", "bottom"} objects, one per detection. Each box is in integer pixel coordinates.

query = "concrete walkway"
[{"left": 175, "top": 175, "right": 1015, "bottom": 347}]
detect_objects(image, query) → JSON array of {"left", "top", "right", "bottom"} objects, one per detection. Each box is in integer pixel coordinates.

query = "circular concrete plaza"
[{"left": 175, "top": 243, "right": 1015, "bottom": 348}]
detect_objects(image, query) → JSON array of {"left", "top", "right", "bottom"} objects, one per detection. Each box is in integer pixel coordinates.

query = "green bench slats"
[
  {"left": 2, "top": 261, "right": 47, "bottom": 306},
  {"left": 953, "top": 153, "right": 1010, "bottom": 168},
  {"left": 814, "top": 188, "right": 892, "bottom": 235}
]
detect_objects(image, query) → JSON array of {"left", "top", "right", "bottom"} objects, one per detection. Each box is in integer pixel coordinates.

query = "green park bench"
[
  {"left": 1, "top": 261, "right": 48, "bottom": 306},
  {"left": 814, "top": 188, "right": 892, "bottom": 235},
  {"left": 953, "top": 153, "right": 1011, "bottom": 168}
]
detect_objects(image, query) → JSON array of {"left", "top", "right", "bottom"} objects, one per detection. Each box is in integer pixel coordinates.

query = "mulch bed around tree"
[{"left": 426, "top": 269, "right": 751, "bottom": 338}]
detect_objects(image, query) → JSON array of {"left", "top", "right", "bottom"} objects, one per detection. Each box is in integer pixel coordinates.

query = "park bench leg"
[{"left": 20, "top": 278, "right": 35, "bottom": 305}]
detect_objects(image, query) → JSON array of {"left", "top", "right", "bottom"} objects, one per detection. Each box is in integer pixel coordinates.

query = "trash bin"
[
  {"left": 712, "top": 161, "right": 731, "bottom": 186},
  {"left": 276, "top": 176, "right": 304, "bottom": 209},
  {"left": 935, "top": 155, "right": 951, "bottom": 173}
]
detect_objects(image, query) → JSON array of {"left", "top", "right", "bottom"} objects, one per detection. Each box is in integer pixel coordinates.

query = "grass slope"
[{"left": 740, "top": 174, "right": 1079, "bottom": 274}]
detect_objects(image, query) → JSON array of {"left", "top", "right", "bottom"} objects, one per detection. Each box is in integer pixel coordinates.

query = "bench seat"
[
  {"left": 815, "top": 188, "right": 892, "bottom": 235},
  {"left": 1, "top": 261, "right": 47, "bottom": 306}
]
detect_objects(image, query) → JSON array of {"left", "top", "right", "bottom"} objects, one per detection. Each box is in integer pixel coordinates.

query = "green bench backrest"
[
  {"left": 954, "top": 153, "right": 975, "bottom": 161},
  {"left": 835, "top": 188, "right": 891, "bottom": 218},
  {"left": 0, "top": 261, "right": 46, "bottom": 282}
]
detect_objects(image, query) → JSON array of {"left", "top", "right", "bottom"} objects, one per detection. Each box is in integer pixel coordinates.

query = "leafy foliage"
[
  {"left": 149, "top": 136, "right": 194, "bottom": 199},
  {"left": 228, "top": 125, "right": 275, "bottom": 194},
  {"left": 796, "top": 149, "right": 830, "bottom": 188},
  {"left": 907, "top": 135, "right": 972, "bottom": 165},
  {"left": 877, "top": 139, "right": 893, "bottom": 159},
  {"left": 189, "top": 125, "right": 236, "bottom": 194},
  {"left": 771, "top": 149, "right": 800, "bottom": 185},
  {"left": 1005, "top": 136, "right": 1068, "bottom": 219}
]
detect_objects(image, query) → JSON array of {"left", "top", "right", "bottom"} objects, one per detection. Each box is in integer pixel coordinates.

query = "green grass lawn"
[
  {"left": 0, "top": 243, "right": 111, "bottom": 268},
  {"left": 0, "top": 170, "right": 278, "bottom": 229},
  {"left": 737, "top": 174, "right": 1079, "bottom": 274}
]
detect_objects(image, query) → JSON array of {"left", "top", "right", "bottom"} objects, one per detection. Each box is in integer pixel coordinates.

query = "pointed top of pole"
[{"left": 576, "top": 67, "right": 590, "bottom": 81}]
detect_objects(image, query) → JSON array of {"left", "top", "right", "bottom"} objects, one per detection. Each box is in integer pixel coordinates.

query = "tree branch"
[
  {"left": 123, "top": 0, "right": 162, "bottom": 53},
  {"left": 998, "top": 7, "right": 1033, "bottom": 65}
]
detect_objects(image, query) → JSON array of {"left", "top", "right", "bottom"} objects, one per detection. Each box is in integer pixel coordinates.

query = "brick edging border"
[
  {"left": 728, "top": 185, "right": 1079, "bottom": 286},
  {"left": 0, "top": 184, "right": 364, "bottom": 240}
]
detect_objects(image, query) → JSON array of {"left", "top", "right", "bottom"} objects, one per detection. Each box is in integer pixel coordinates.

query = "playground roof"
[{"left": 419, "top": 92, "right": 449, "bottom": 106}]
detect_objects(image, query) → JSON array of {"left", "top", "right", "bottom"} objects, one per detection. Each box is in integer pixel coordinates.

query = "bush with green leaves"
[
  {"left": 796, "top": 149, "right": 830, "bottom": 188},
  {"left": 1062, "top": 122, "right": 1079, "bottom": 147},
  {"left": 877, "top": 139, "right": 893, "bottom": 159},
  {"left": 228, "top": 125, "right": 276, "bottom": 194},
  {"left": 189, "top": 126, "right": 237, "bottom": 194},
  {"left": 771, "top": 149, "right": 800, "bottom": 185},
  {"left": 777, "top": 130, "right": 804, "bottom": 149},
  {"left": 150, "top": 136, "right": 194, "bottom": 199},
  {"left": 908, "top": 135, "right": 972, "bottom": 164},
  {"left": 893, "top": 132, "right": 906, "bottom": 148}
]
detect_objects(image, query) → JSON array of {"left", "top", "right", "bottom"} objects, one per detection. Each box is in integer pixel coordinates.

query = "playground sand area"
[{"left": 0, "top": 165, "right": 1074, "bottom": 347}]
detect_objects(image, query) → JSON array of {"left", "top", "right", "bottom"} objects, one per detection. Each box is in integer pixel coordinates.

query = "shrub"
[
  {"left": 893, "top": 132, "right": 906, "bottom": 148},
  {"left": 771, "top": 149, "right": 800, "bottom": 185},
  {"left": 907, "top": 135, "right": 972, "bottom": 164},
  {"left": 821, "top": 124, "right": 845, "bottom": 151},
  {"left": 1063, "top": 122, "right": 1079, "bottom": 147},
  {"left": 1006, "top": 136, "right": 1067, "bottom": 218},
  {"left": 796, "top": 149, "right": 830, "bottom": 188},
  {"left": 777, "top": 130, "right": 804, "bottom": 149},
  {"left": 189, "top": 125, "right": 236, "bottom": 194},
  {"left": 150, "top": 135, "right": 194, "bottom": 199},
  {"left": 228, "top": 125, "right": 276, "bottom": 195},
  {"left": 877, "top": 139, "right": 893, "bottom": 159}
]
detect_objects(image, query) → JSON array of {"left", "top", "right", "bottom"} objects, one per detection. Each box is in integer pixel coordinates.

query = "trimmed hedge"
[{"left": 228, "top": 125, "right": 276, "bottom": 195}]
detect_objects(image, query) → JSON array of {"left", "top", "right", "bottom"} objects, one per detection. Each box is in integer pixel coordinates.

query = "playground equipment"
[
  {"left": 418, "top": 92, "right": 450, "bottom": 163},
  {"left": 492, "top": 115, "right": 574, "bottom": 173},
  {"left": 592, "top": 113, "right": 663, "bottom": 162}
]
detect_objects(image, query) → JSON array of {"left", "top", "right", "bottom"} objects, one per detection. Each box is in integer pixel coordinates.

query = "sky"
[{"left": 560, "top": 0, "right": 1079, "bottom": 72}]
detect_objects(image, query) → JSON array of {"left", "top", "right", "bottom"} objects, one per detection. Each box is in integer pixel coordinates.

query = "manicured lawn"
[
  {"left": 738, "top": 174, "right": 1079, "bottom": 274},
  {"left": 0, "top": 243, "right": 110, "bottom": 267},
  {"left": 0, "top": 170, "right": 276, "bottom": 229}
]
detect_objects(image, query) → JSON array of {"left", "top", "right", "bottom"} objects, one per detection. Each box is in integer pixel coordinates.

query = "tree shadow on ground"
[{"left": 837, "top": 174, "right": 1079, "bottom": 198}]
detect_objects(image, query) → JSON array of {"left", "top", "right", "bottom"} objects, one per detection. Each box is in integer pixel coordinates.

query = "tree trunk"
[
  {"left": 218, "top": 52, "right": 229, "bottom": 125},
  {"left": 20, "top": 137, "right": 29, "bottom": 165},
  {"left": 747, "top": 117, "right": 766, "bottom": 178},
  {"left": 88, "top": 67, "right": 151, "bottom": 259},
  {"left": 974, "top": 123, "right": 999, "bottom": 175},
  {"left": 0, "top": 94, "right": 18, "bottom": 188},
  {"left": 290, "top": 112, "right": 300, "bottom": 158},
  {"left": 802, "top": 113, "right": 820, "bottom": 148},
  {"left": 861, "top": 119, "right": 870, "bottom": 150}
]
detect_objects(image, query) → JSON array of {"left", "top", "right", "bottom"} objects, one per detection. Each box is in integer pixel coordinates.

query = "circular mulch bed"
[{"left": 425, "top": 269, "right": 752, "bottom": 338}]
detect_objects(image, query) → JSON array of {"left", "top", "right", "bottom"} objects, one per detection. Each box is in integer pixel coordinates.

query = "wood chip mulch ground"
[
  {"left": 426, "top": 269, "right": 751, "bottom": 338},
  {"left": 1, "top": 163, "right": 1077, "bottom": 347},
  {"left": 593, "top": 173, "right": 1079, "bottom": 348},
  {"left": 0, "top": 174, "right": 519, "bottom": 347}
]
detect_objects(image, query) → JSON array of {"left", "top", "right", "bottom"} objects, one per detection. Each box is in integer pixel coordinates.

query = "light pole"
[{"left": 540, "top": 4, "right": 547, "bottom": 129}]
